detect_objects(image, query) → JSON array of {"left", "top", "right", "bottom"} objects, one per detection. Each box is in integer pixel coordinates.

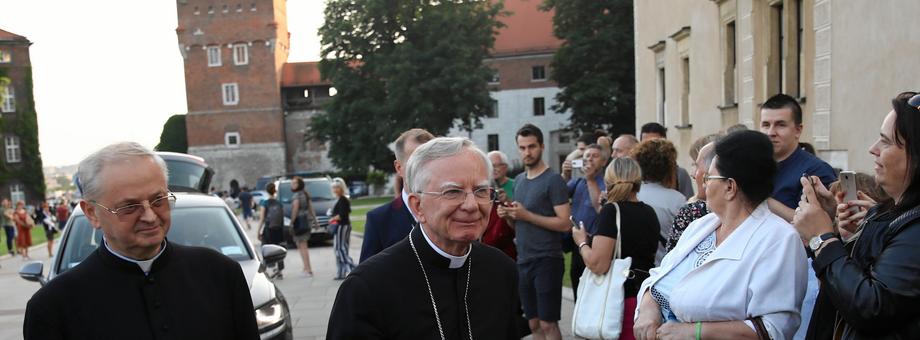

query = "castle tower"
[{"left": 175, "top": 0, "right": 290, "bottom": 190}]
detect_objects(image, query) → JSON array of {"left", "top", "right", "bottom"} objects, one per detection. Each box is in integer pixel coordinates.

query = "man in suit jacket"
[{"left": 360, "top": 128, "right": 434, "bottom": 262}]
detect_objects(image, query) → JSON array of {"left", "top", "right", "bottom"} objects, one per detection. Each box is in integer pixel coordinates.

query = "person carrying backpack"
[{"left": 258, "top": 182, "right": 285, "bottom": 276}]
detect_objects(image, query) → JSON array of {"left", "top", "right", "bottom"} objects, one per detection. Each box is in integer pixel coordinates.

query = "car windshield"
[
  {"left": 166, "top": 161, "right": 209, "bottom": 192},
  {"left": 57, "top": 206, "right": 252, "bottom": 275},
  {"left": 277, "top": 180, "right": 335, "bottom": 203}
]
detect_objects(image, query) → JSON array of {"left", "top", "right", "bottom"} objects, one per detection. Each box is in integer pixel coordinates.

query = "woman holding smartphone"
[
  {"left": 794, "top": 91, "right": 920, "bottom": 339},
  {"left": 572, "top": 157, "right": 660, "bottom": 340}
]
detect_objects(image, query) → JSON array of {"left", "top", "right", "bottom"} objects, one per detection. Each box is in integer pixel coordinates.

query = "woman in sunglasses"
[{"left": 794, "top": 92, "right": 920, "bottom": 339}]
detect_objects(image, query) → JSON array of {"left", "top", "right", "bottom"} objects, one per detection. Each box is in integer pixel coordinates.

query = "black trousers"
[{"left": 569, "top": 247, "right": 586, "bottom": 302}]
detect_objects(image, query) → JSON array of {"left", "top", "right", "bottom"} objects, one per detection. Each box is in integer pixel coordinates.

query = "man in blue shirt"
[
  {"left": 760, "top": 94, "right": 837, "bottom": 220},
  {"left": 562, "top": 144, "right": 607, "bottom": 302},
  {"left": 760, "top": 93, "right": 836, "bottom": 340}
]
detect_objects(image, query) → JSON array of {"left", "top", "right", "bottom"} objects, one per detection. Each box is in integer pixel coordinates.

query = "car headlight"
[{"left": 255, "top": 299, "right": 285, "bottom": 330}]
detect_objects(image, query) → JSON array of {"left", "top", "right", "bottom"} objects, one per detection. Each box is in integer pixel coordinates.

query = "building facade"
[
  {"left": 634, "top": 0, "right": 920, "bottom": 173},
  {"left": 448, "top": 0, "right": 573, "bottom": 173},
  {"left": 0, "top": 29, "right": 44, "bottom": 204},
  {"left": 176, "top": 0, "right": 336, "bottom": 190}
]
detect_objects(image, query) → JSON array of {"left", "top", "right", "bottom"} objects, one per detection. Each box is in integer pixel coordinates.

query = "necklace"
[{"left": 408, "top": 227, "right": 474, "bottom": 340}]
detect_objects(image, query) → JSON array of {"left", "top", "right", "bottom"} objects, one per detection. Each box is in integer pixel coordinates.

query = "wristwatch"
[{"left": 809, "top": 232, "right": 838, "bottom": 252}]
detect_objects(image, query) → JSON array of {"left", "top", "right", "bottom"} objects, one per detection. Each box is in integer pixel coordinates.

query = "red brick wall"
[
  {"left": 177, "top": 0, "right": 289, "bottom": 148},
  {"left": 186, "top": 109, "right": 284, "bottom": 146},
  {"left": 486, "top": 54, "right": 558, "bottom": 91}
]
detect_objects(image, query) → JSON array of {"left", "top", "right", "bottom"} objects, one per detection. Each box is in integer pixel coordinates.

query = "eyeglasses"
[
  {"left": 909, "top": 94, "right": 920, "bottom": 110},
  {"left": 703, "top": 175, "right": 731, "bottom": 183},
  {"left": 418, "top": 187, "right": 494, "bottom": 203},
  {"left": 91, "top": 193, "right": 176, "bottom": 219}
]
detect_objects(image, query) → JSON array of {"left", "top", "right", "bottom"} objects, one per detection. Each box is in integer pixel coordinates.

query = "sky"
[{"left": 0, "top": 0, "right": 325, "bottom": 167}]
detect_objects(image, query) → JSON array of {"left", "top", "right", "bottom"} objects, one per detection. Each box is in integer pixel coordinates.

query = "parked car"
[
  {"left": 349, "top": 180, "right": 369, "bottom": 198},
  {"left": 275, "top": 177, "right": 336, "bottom": 246},
  {"left": 250, "top": 190, "right": 268, "bottom": 208},
  {"left": 19, "top": 152, "right": 293, "bottom": 339}
]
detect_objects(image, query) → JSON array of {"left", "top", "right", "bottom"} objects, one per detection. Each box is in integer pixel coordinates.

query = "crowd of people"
[
  {"left": 328, "top": 90, "right": 920, "bottom": 340},
  {"left": 16, "top": 89, "right": 920, "bottom": 339},
  {"left": 0, "top": 197, "right": 71, "bottom": 263}
]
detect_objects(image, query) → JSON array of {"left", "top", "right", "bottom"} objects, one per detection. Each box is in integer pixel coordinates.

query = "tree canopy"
[
  {"left": 155, "top": 114, "right": 188, "bottom": 153},
  {"left": 312, "top": 0, "right": 505, "bottom": 173},
  {"left": 542, "top": 0, "right": 635, "bottom": 137}
]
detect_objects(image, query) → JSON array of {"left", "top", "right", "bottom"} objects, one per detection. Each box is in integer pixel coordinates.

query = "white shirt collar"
[
  {"left": 401, "top": 189, "right": 418, "bottom": 221},
  {"left": 419, "top": 224, "right": 471, "bottom": 269},
  {"left": 103, "top": 237, "right": 167, "bottom": 275}
]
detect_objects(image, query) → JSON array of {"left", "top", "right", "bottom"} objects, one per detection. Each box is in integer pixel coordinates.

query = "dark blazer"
[{"left": 359, "top": 197, "right": 415, "bottom": 262}]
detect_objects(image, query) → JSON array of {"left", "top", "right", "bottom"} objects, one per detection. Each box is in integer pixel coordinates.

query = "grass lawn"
[
  {"left": 352, "top": 196, "right": 392, "bottom": 207},
  {"left": 564, "top": 251, "right": 572, "bottom": 288}
]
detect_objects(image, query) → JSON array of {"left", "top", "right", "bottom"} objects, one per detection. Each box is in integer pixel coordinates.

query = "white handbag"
[{"left": 572, "top": 202, "right": 631, "bottom": 340}]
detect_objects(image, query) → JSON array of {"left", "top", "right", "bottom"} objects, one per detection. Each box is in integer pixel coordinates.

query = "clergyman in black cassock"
[
  {"left": 327, "top": 225, "right": 519, "bottom": 339},
  {"left": 327, "top": 137, "right": 520, "bottom": 339}
]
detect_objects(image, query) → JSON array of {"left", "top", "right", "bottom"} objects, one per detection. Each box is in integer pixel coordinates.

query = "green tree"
[
  {"left": 542, "top": 0, "right": 635, "bottom": 137},
  {"left": 155, "top": 114, "right": 188, "bottom": 153},
  {"left": 312, "top": 0, "right": 505, "bottom": 173}
]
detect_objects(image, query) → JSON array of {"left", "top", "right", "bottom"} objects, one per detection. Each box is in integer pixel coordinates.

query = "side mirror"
[
  {"left": 261, "top": 244, "right": 287, "bottom": 264},
  {"left": 19, "top": 261, "right": 46, "bottom": 286}
]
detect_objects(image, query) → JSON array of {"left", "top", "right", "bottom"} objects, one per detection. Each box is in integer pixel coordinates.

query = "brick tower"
[{"left": 175, "top": 0, "right": 289, "bottom": 190}]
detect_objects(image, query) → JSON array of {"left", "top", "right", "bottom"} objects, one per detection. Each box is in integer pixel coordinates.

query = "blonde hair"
[{"left": 604, "top": 157, "right": 643, "bottom": 203}]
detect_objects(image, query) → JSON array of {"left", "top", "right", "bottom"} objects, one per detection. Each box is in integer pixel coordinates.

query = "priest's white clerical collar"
[
  {"left": 419, "top": 224, "right": 471, "bottom": 269},
  {"left": 103, "top": 237, "right": 167, "bottom": 275},
  {"left": 401, "top": 189, "right": 418, "bottom": 222}
]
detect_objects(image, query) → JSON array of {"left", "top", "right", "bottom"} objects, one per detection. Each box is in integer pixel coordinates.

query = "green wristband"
[{"left": 695, "top": 321, "right": 702, "bottom": 340}]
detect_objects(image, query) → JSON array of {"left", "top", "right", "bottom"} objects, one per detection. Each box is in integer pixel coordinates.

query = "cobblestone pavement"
[{"left": 0, "top": 217, "right": 576, "bottom": 340}]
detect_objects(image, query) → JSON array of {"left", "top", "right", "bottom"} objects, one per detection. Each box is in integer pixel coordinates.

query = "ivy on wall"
[{"left": 0, "top": 67, "right": 46, "bottom": 201}]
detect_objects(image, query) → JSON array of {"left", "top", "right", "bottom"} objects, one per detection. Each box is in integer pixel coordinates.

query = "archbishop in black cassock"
[{"left": 327, "top": 225, "right": 519, "bottom": 339}]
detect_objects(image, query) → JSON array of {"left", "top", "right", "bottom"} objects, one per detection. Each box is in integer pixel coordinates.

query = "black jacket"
[
  {"left": 328, "top": 225, "right": 520, "bottom": 339},
  {"left": 811, "top": 205, "right": 920, "bottom": 339},
  {"left": 24, "top": 242, "right": 259, "bottom": 340}
]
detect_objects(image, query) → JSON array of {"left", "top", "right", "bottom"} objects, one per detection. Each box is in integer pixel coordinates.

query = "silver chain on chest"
[{"left": 408, "top": 228, "right": 474, "bottom": 340}]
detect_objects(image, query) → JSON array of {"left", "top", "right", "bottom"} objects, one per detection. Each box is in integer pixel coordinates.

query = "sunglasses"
[{"left": 909, "top": 94, "right": 920, "bottom": 110}]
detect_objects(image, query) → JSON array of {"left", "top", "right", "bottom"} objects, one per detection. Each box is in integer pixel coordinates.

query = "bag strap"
[
  {"left": 745, "top": 316, "right": 770, "bottom": 340},
  {"left": 613, "top": 202, "right": 622, "bottom": 260}
]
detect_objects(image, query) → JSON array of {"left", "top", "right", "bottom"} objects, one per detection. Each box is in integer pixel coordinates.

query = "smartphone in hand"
[{"left": 840, "top": 171, "right": 858, "bottom": 213}]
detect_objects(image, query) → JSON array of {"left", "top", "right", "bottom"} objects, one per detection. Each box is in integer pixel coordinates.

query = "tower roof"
[
  {"left": 0, "top": 28, "right": 29, "bottom": 43},
  {"left": 281, "top": 61, "right": 328, "bottom": 87},
  {"left": 492, "top": 0, "right": 561, "bottom": 57}
]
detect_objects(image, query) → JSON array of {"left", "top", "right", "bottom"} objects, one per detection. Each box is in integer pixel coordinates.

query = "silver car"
[{"left": 20, "top": 192, "right": 294, "bottom": 340}]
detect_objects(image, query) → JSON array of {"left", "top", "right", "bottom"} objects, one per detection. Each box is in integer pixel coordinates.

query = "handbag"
[{"left": 572, "top": 202, "right": 631, "bottom": 340}]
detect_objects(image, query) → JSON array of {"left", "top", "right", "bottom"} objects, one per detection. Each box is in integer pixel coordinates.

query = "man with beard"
[
  {"left": 327, "top": 137, "right": 520, "bottom": 339},
  {"left": 24, "top": 142, "right": 258, "bottom": 340},
  {"left": 498, "top": 124, "right": 571, "bottom": 340}
]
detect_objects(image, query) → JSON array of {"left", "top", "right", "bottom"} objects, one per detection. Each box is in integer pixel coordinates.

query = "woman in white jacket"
[{"left": 634, "top": 131, "right": 808, "bottom": 340}]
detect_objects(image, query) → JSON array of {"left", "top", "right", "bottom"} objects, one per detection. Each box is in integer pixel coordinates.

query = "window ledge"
[
  {"left": 674, "top": 124, "right": 693, "bottom": 130},
  {"left": 717, "top": 103, "right": 738, "bottom": 110}
]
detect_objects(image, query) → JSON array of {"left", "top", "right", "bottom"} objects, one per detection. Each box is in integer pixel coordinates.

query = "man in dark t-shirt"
[
  {"left": 498, "top": 124, "right": 571, "bottom": 340},
  {"left": 238, "top": 187, "right": 253, "bottom": 230}
]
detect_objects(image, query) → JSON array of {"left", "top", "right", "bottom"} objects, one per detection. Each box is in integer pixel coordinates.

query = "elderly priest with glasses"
[
  {"left": 327, "top": 137, "right": 520, "bottom": 339},
  {"left": 23, "top": 142, "right": 258, "bottom": 340}
]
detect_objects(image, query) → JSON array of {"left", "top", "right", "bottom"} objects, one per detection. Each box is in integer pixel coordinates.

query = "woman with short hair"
[
  {"left": 634, "top": 131, "right": 808, "bottom": 340},
  {"left": 794, "top": 92, "right": 920, "bottom": 339}
]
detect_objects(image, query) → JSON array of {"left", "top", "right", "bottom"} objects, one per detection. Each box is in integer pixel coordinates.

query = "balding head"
[{"left": 611, "top": 134, "right": 639, "bottom": 159}]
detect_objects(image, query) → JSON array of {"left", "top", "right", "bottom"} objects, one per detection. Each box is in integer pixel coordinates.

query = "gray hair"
[
  {"left": 699, "top": 142, "right": 718, "bottom": 170},
  {"left": 405, "top": 137, "right": 492, "bottom": 193},
  {"left": 487, "top": 150, "right": 510, "bottom": 165},
  {"left": 77, "top": 142, "right": 168, "bottom": 200}
]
